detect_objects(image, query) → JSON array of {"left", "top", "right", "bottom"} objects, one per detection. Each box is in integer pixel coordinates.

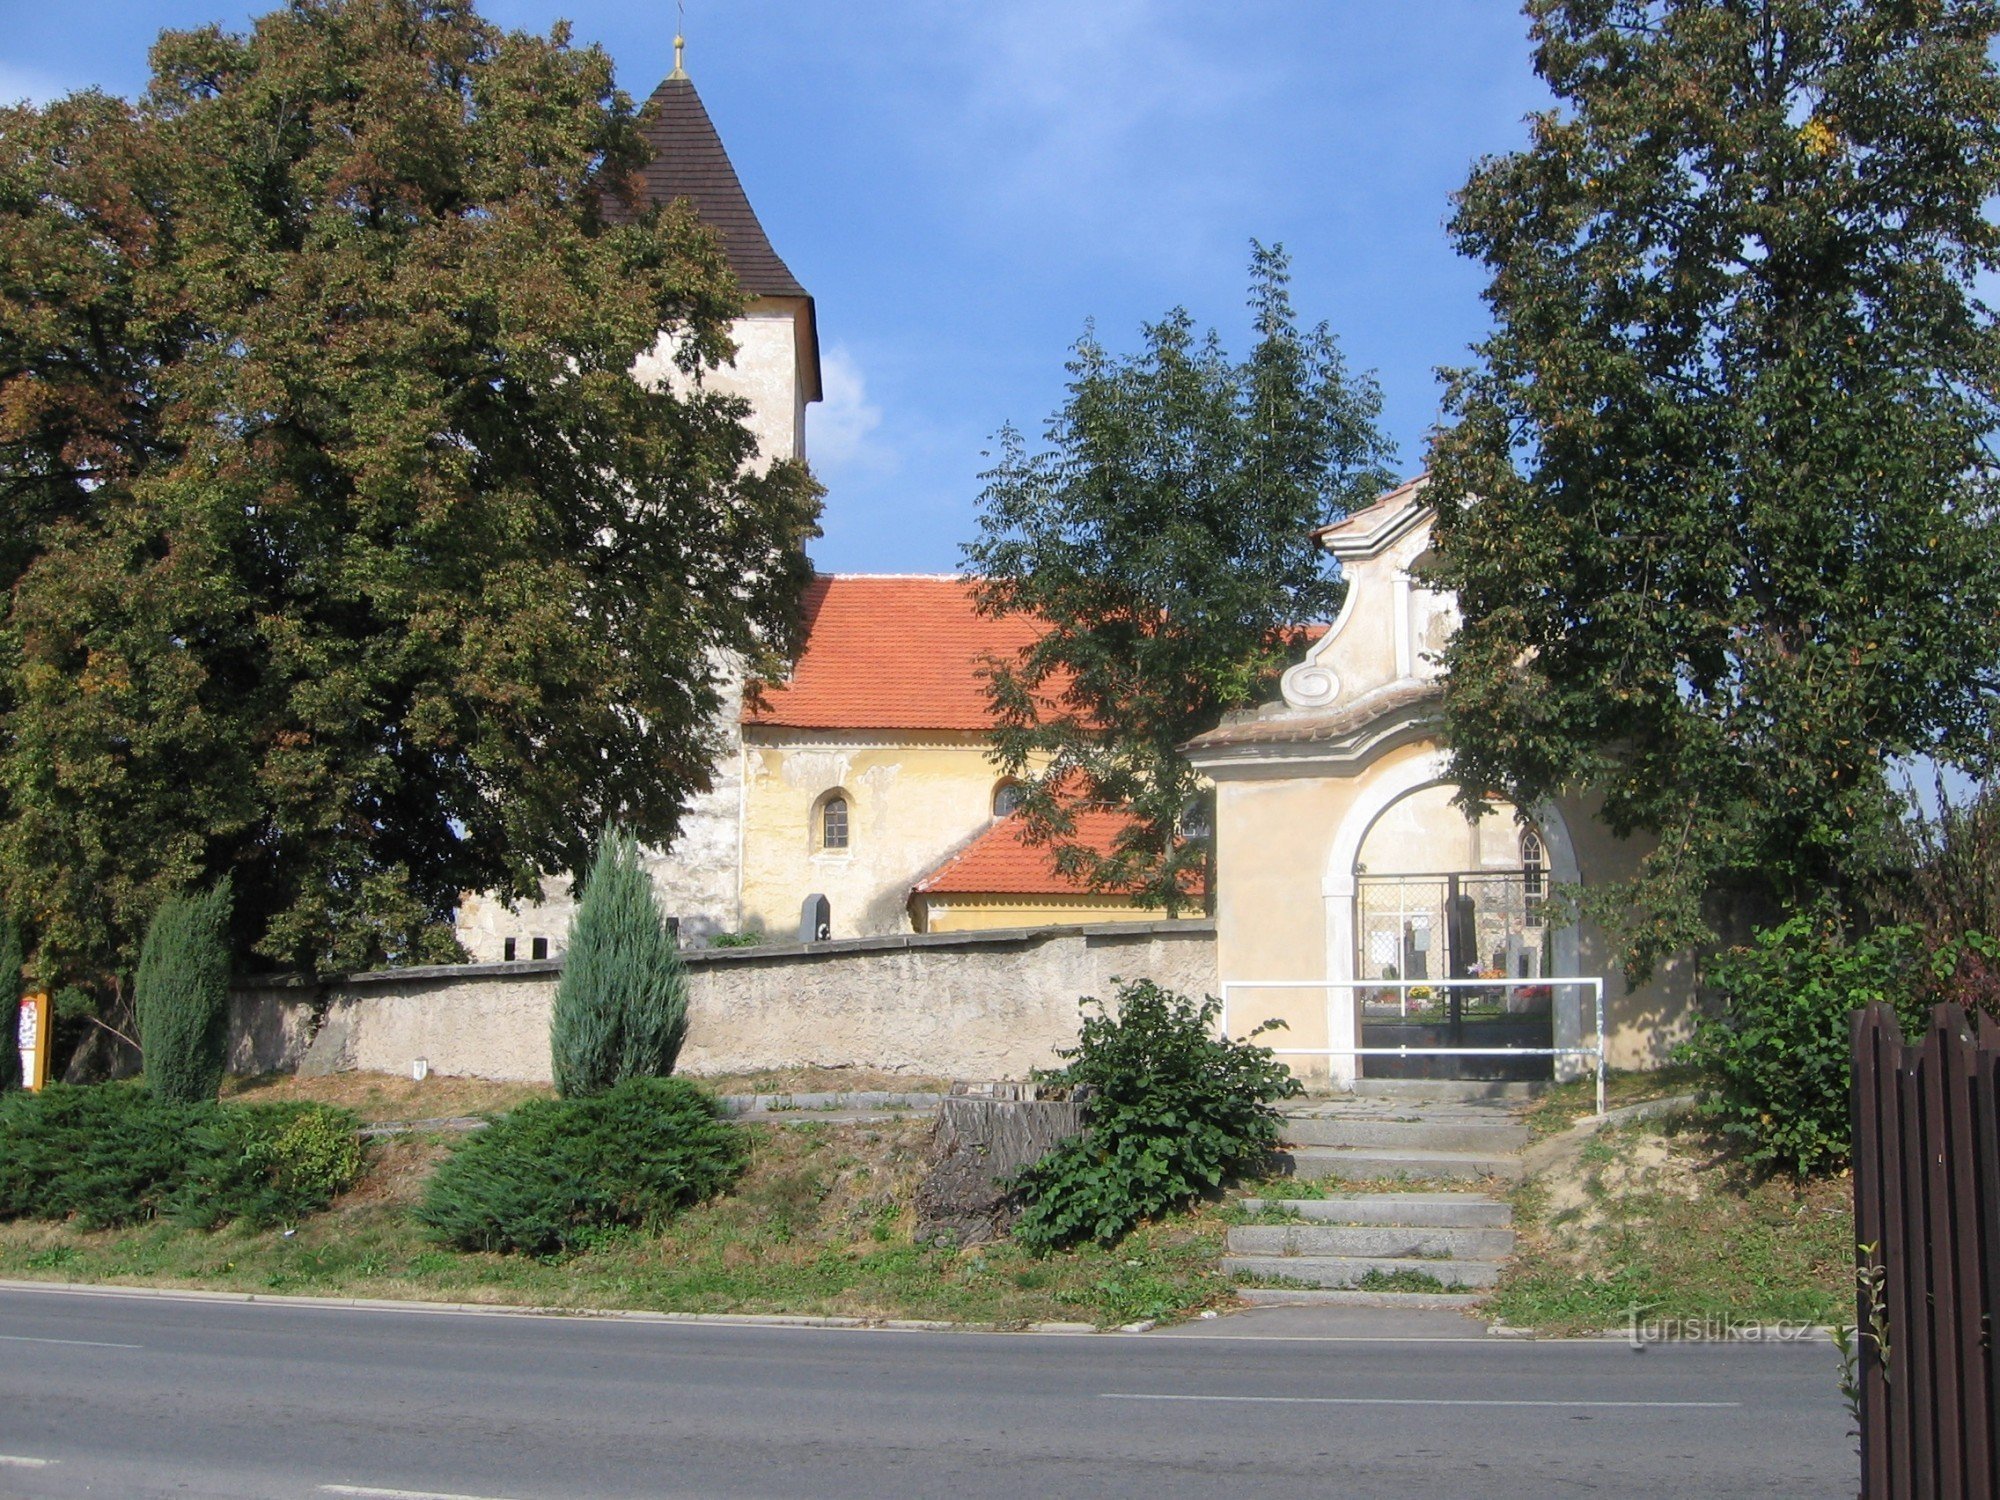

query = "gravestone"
[{"left": 799, "top": 894, "right": 830, "bottom": 943}]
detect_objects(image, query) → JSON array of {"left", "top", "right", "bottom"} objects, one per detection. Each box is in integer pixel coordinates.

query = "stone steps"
[
  {"left": 1277, "top": 1145, "right": 1524, "bottom": 1183},
  {"left": 1280, "top": 1116, "right": 1530, "bottom": 1153},
  {"left": 1235, "top": 1193, "right": 1512, "bottom": 1228},
  {"left": 1222, "top": 1253, "right": 1501, "bottom": 1290},
  {"left": 1228, "top": 1223, "right": 1516, "bottom": 1261}
]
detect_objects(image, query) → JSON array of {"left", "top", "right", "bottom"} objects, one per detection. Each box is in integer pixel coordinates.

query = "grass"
[
  {"left": 1521, "top": 1063, "right": 1706, "bottom": 1140},
  {"left": 1487, "top": 1113, "right": 1854, "bottom": 1335},
  {"left": 0, "top": 1114, "right": 1231, "bottom": 1328}
]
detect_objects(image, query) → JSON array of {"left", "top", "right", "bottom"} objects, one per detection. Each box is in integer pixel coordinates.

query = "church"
[
  {"left": 456, "top": 49, "right": 1694, "bottom": 1083},
  {"left": 454, "top": 52, "right": 1190, "bottom": 963}
]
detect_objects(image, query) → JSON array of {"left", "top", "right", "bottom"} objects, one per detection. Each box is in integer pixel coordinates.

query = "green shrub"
[
  {"left": 550, "top": 827, "right": 689, "bottom": 1098},
  {"left": 175, "top": 1102, "right": 367, "bottom": 1229},
  {"left": 0, "top": 915, "right": 21, "bottom": 1095},
  {"left": 0, "top": 1084, "right": 361, "bottom": 1229},
  {"left": 1011, "top": 980, "right": 1302, "bottom": 1251},
  {"left": 1682, "top": 913, "right": 1929, "bottom": 1176},
  {"left": 415, "top": 1077, "right": 744, "bottom": 1255},
  {"left": 135, "top": 879, "right": 235, "bottom": 1104}
]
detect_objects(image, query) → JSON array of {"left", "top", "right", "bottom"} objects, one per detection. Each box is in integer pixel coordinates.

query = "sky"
[{"left": 1, "top": 1, "right": 1556, "bottom": 574}]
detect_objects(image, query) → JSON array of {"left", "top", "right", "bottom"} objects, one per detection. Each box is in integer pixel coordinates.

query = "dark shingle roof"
[{"left": 631, "top": 75, "right": 808, "bottom": 300}]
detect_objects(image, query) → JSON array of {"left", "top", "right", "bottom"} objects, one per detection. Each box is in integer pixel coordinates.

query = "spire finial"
[{"left": 670, "top": 1, "right": 688, "bottom": 79}]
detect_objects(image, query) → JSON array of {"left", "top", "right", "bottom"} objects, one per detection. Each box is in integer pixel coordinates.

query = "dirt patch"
[
  {"left": 681, "top": 1066, "right": 954, "bottom": 1096},
  {"left": 223, "top": 1071, "right": 552, "bottom": 1123},
  {"left": 1541, "top": 1128, "right": 1705, "bottom": 1236}
]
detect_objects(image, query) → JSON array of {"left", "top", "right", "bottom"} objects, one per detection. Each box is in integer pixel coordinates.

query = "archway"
[{"left": 1321, "top": 748, "right": 1585, "bottom": 1082}]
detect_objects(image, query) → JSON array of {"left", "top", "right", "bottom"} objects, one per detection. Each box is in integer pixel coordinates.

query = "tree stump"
[{"left": 913, "top": 1091, "right": 1089, "bottom": 1248}]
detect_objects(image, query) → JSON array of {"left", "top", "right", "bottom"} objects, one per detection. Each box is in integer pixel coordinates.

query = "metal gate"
[{"left": 1355, "top": 872, "right": 1553, "bottom": 1080}]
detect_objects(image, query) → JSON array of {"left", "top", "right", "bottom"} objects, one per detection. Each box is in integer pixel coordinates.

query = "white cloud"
[{"left": 806, "top": 345, "right": 891, "bottom": 476}]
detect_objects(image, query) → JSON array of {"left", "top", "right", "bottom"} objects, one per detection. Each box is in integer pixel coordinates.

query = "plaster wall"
[
  {"left": 455, "top": 663, "right": 749, "bottom": 958},
  {"left": 914, "top": 894, "right": 1190, "bottom": 934},
  {"left": 227, "top": 922, "right": 1218, "bottom": 1084},
  {"left": 632, "top": 305, "right": 806, "bottom": 468},
  {"left": 738, "top": 730, "right": 1013, "bottom": 940}
]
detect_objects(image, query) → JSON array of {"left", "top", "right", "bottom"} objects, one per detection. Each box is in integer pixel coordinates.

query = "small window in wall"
[
  {"left": 503, "top": 937, "right": 517, "bottom": 962},
  {"left": 531, "top": 936, "right": 549, "bottom": 961},
  {"left": 1521, "top": 828, "right": 1547, "bottom": 921},
  {"left": 992, "top": 780, "right": 1026, "bottom": 818},
  {"left": 819, "top": 793, "right": 850, "bottom": 851}
]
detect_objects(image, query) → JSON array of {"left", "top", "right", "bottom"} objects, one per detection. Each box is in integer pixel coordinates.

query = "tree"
[
  {"left": 0, "top": 915, "right": 20, "bottom": 1093},
  {"left": 963, "top": 245, "right": 1396, "bottom": 910},
  {"left": 549, "top": 826, "right": 688, "bottom": 1098},
  {"left": 134, "top": 878, "right": 234, "bottom": 1104},
  {"left": 1428, "top": 0, "right": 2000, "bottom": 973},
  {"left": 0, "top": 0, "right": 821, "bottom": 985}
]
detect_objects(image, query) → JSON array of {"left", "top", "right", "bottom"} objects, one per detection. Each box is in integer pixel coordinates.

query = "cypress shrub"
[
  {"left": 550, "top": 827, "right": 688, "bottom": 1098},
  {"left": 415, "top": 1078, "right": 744, "bottom": 1255},
  {"left": 0, "top": 916, "right": 21, "bottom": 1094},
  {"left": 135, "top": 879, "right": 235, "bottom": 1105}
]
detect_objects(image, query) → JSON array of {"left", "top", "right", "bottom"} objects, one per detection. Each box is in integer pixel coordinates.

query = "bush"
[
  {"left": 415, "top": 1077, "right": 744, "bottom": 1256},
  {"left": 1010, "top": 980, "right": 1302, "bottom": 1251},
  {"left": 135, "top": 879, "right": 235, "bottom": 1104},
  {"left": 1682, "top": 913, "right": 1931, "bottom": 1176},
  {"left": 0, "top": 915, "right": 20, "bottom": 1095},
  {"left": 550, "top": 827, "right": 688, "bottom": 1098},
  {"left": 0, "top": 1084, "right": 361, "bottom": 1229}
]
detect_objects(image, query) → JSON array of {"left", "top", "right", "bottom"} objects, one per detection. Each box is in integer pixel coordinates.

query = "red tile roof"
[
  {"left": 743, "top": 575, "right": 1054, "bottom": 732},
  {"left": 912, "top": 808, "right": 1205, "bottom": 899}
]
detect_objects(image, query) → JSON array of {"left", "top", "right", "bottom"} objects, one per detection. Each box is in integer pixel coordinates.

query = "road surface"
[{"left": 0, "top": 1283, "right": 1851, "bottom": 1497}]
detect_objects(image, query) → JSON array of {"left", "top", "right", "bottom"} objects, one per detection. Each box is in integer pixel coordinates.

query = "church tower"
[
  {"left": 455, "top": 43, "right": 820, "bottom": 961},
  {"left": 627, "top": 40, "right": 822, "bottom": 466}
]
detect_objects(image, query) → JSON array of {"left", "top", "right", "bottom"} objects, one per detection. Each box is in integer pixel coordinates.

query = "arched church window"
[
  {"left": 993, "top": 780, "right": 1025, "bottom": 818},
  {"left": 817, "top": 793, "right": 850, "bottom": 851},
  {"left": 1521, "top": 827, "right": 1546, "bottom": 921}
]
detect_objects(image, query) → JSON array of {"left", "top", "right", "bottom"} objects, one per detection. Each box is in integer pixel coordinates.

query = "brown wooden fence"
[{"left": 1851, "top": 1002, "right": 2000, "bottom": 1498}]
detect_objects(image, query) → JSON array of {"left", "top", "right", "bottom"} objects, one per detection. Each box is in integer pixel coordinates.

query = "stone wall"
[{"left": 229, "top": 920, "right": 1218, "bottom": 1084}]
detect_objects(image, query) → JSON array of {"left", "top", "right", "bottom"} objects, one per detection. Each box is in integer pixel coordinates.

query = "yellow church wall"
[
  {"left": 738, "top": 729, "right": 1018, "bottom": 940},
  {"left": 911, "top": 894, "right": 1183, "bottom": 934}
]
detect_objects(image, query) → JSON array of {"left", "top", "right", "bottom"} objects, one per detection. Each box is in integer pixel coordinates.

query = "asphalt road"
[{"left": 0, "top": 1283, "right": 1851, "bottom": 1498}]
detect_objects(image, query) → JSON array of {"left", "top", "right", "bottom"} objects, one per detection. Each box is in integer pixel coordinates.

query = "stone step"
[
  {"left": 1228, "top": 1223, "right": 1516, "bottom": 1260},
  {"left": 1224, "top": 1254, "right": 1502, "bottom": 1290},
  {"left": 1236, "top": 1194, "right": 1513, "bottom": 1228},
  {"left": 1236, "top": 1286, "right": 1488, "bottom": 1311},
  {"left": 1345, "top": 1079, "right": 1547, "bottom": 1102},
  {"left": 1278, "top": 1146, "right": 1524, "bottom": 1183},
  {"left": 1280, "top": 1117, "right": 1530, "bottom": 1153}
]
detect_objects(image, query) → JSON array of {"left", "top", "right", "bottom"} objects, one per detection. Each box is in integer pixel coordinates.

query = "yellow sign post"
[{"left": 17, "top": 992, "right": 50, "bottom": 1092}]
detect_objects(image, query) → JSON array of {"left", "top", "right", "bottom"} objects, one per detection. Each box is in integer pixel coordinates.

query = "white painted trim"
[
  {"left": 1280, "top": 571, "right": 1364, "bottom": 710},
  {"left": 1392, "top": 571, "right": 1414, "bottom": 681}
]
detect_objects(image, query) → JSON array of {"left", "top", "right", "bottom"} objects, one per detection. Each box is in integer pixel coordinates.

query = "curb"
[{"left": 0, "top": 1278, "right": 1102, "bottom": 1336}]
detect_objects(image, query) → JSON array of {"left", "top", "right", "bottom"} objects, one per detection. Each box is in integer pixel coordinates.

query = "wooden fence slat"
[
  {"left": 1853, "top": 1002, "right": 2000, "bottom": 1499},
  {"left": 1936, "top": 1009, "right": 1984, "bottom": 1496},
  {"left": 1854, "top": 1007, "right": 1893, "bottom": 1499},
  {"left": 1877, "top": 1007, "right": 1918, "bottom": 1500}
]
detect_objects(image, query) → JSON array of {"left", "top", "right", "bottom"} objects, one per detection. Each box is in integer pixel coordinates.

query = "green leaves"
[
  {"left": 964, "top": 244, "right": 1395, "bottom": 913},
  {"left": 1429, "top": 1, "right": 2000, "bottom": 972},
  {"left": 415, "top": 1077, "right": 745, "bottom": 1256},
  {"left": 0, "top": 0, "right": 821, "bottom": 980},
  {"left": 1010, "top": 980, "right": 1302, "bottom": 1252}
]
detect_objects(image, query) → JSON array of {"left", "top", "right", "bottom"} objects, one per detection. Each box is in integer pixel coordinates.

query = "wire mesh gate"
[{"left": 1355, "top": 872, "right": 1553, "bottom": 1080}]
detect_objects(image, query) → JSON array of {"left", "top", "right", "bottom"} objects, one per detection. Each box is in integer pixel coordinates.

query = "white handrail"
[{"left": 1221, "top": 976, "right": 1608, "bottom": 1117}]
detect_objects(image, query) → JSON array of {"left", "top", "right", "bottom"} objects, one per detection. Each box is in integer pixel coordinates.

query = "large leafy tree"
[
  {"left": 0, "top": 0, "right": 820, "bottom": 982},
  {"left": 1429, "top": 0, "right": 2000, "bottom": 972},
  {"left": 965, "top": 245, "right": 1396, "bottom": 910}
]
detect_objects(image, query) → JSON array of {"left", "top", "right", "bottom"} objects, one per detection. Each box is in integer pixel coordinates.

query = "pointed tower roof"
[{"left": 632, "top": 74, "right": 809, "bottom": 301}]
